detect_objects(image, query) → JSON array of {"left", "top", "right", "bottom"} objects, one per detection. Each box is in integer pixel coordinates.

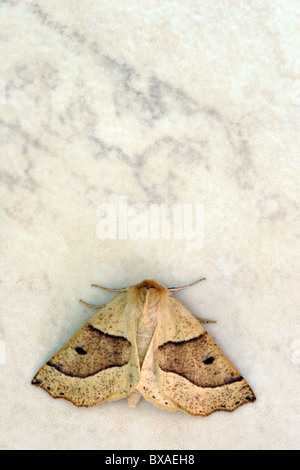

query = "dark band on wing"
[
  {"left": 157, "top": 333, "right": 243, "bottom": 388},
  {"left": 46, "top": 324, "right": 131, "bottom": 378}
]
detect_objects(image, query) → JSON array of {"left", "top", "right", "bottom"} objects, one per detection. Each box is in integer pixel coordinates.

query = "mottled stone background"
[{"left": 0, "top": 0, "right": 299, "bottom": 450}]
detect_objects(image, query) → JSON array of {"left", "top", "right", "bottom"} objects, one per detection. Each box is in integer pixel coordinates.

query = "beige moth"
[{"left": 32, "top": 279, "right": 256, "bottom": 416}]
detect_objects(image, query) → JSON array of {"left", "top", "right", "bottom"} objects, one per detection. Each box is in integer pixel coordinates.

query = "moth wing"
[
  {"left": 32, "top": 292, "right": 140, "bottom": 407},
  {"left": 155, "top": 296, "right": 256, "bottom": 416},
  {"left": 137, "top": 333, "right": 179, "bottom": 413}
]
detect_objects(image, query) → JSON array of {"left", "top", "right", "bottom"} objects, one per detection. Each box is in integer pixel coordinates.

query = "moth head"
[{"left": 134, "top": 279, "right": 168, "bottom": 293}]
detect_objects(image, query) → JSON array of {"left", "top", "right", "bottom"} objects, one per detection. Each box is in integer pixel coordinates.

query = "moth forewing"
[
  {"left": 154, "top": 294, "right": 256, "bottom": 416},
  {"left": 136, "top": 327, "right": 179, "bottom": 412},
  {"left": 32, "top": 291, "right": 141, "bottom": 407}
]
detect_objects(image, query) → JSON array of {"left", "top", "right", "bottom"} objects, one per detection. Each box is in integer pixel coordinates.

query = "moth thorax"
[
  {"left": 136, "top": 313, "right": 157, "bottom": 366},
  {"left": 135, "top": 287, "right": 168, "bottom": 366}
]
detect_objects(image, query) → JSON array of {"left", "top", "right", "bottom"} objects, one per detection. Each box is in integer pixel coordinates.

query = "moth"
[{"left": 32, "top": 279, "right": 256, "bottom": 416}]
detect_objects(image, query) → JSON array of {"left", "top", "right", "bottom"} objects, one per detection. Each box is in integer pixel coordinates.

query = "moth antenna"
[
  {"left": 79, "top": 284, "right": 128, "bottom": 308},
  {"left": 79, "top": 299, "right": 103, "bottom": 309},
  {"left": 91, "top": 284, "right": 128, "bottom": 292},
  {"left": 168, "top": 277, "right": 206, "bottom": 291}
]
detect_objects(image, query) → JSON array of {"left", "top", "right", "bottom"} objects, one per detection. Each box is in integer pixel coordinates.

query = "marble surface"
[{"left": 0, "top": 0, "right": 299, "bottom": 450}]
